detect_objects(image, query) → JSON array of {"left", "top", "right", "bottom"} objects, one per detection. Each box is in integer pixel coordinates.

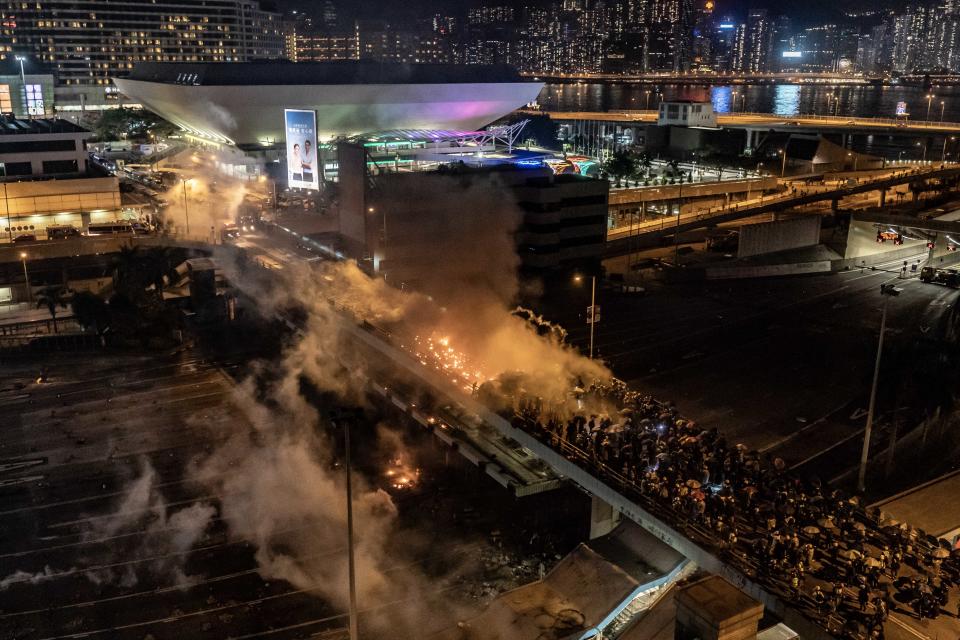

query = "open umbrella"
[
  {"left": 932, "top": 548, "right": 950, "bottom": 560},
  {"left": 686, "top": 479, "right": 702, "bottom": 489},
  {"left": 839, "top": 549, "right": 863, "bottom": 560},
  {"left": 853, "top": 522, "right": 866, "bottom": 532},
  {"left": 864, "top": 557, "right": 882, "bottom": 568},
  {"left": 880, "top": 518, "right": 901, "bottom": 528},
  {"left": 817, "top": 518, "right": 836, "bottom": 529},
  {"left": 734, "top": 443, "right": 749, "bottom": 452},
  {"left": 691, "top": 489, "right": 706, "bottom": 500},
  {"left": 802, "top": 525, "right": 820, "bottom": 536}
]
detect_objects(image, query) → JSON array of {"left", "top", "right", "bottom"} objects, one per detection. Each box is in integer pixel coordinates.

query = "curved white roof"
[{"left": 114, "top": 78, "right": 543, "bottom": 146}]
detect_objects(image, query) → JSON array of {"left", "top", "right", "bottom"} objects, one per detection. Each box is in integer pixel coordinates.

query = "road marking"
[
  {"left": 889, "top": 614, "right": 934, "bottom": 640},
  {"left": 758, "top": 400, "right": 850, "bottom": 454}
]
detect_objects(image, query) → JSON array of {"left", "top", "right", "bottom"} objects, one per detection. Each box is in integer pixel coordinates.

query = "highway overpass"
[{"left": 605, "top": 166, "right": 960, "bottom": 257}]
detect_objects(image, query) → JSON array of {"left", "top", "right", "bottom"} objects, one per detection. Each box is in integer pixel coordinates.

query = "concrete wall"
[
  {"left": 843, "top": 217, "right": 928, "bottom": 260},
  {"left": 737, "top": 216, "right": 821, "bottom": 258}
]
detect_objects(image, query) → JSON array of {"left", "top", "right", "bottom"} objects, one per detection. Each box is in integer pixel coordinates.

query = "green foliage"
[
  {"left": 71, "top": 291, "right": 110, "bottom": 335},
  {"left": 93, "top": 108, "right": 176, "bottom": 142},
  {"left": 604, "top": 149, "right": 638, "bottom": 187},
  {"left": 36, "top": 285, "right": 71, "bottom": 333}
]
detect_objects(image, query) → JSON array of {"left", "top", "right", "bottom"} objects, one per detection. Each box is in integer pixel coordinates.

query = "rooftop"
[
  {"left": 0, "top": 117, "right": 90, "bottom": 136},
  {"left": 126, "top": 60, "right": 525, "bottom": 86}
]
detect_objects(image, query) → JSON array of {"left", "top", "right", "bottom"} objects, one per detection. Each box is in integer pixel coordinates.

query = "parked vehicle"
[
  {"left": 86, "top": 222, "right": 135, "bottom": 236},
  {"left": 46, "top": 226, "right": 81, "bottom": 240},
  {"left": 920, "top": 266, "right": 960, "bottom": 288}
]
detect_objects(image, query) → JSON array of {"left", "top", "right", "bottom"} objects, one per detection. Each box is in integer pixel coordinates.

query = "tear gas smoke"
[
  {"left": 159, "top": 149, "right": 248, "bottom": 239},
  {"left": 0, "top": 458, "right": 215, "bottom": 591}
]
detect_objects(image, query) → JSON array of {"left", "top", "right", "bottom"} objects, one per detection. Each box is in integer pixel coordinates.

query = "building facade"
[
  {"left": 0, "top": 117, "right": 91, "bottom": 179},
  {"left": 1, "top": 0, "right": 283, "bottom": 109}
]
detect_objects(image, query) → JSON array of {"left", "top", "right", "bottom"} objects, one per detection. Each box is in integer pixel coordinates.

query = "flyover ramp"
[{"left": 338, "top": 310, "right": 837, "bottom": 640}]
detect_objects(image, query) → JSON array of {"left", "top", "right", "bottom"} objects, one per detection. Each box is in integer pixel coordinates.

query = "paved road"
[{"left": 543, "top": 253, "right": 958, "bottom": 474}]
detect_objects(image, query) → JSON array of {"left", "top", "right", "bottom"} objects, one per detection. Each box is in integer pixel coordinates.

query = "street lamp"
[
  {"left": 644, "top": 89, "right": 652, "bottom": 110},
  {"left": 778, "top": 148, "right": 788, "bottom": 177},
  {"left": 14, "top": 55, "right": 25, "bottom": 85},
  {"left": 181, "top": 178, "right": 193, "bottom": 237},
  {"left": 926, "top": 93, "right": 935, "bottom": 121},
  {"left": 857, "top": 282, "right": 901, "bottom": 493},
  {"left": 943, "top": 136, "right": 956, "bottom": 163},
  {"left": 20, "top": 251, "right": 32, "bottom": 303},
  {"left": 330, "top": 409, "right": 361, "bottom": 640},
  {"left": 940, "top": 100, "right": 946, "bottom": 123},
  {"left": 573, "top": 273, "right": 597, "bottom": 360}
]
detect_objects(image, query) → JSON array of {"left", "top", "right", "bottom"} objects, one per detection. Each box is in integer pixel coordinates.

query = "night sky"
[{"left": 271, "top": 0, "right": 875, "bottom": 25}]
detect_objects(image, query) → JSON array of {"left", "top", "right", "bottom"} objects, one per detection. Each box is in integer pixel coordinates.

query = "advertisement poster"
[
  {"left": 896, "top": 101, "right": 908, "bottom": 117},
  {"left": 284, "top": 109, "right": 319, "bottom": 191}
]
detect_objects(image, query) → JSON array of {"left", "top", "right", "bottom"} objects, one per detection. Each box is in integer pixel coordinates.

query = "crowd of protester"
[{"left": 507, "top": 379, "right": 959, "bottom": 639}]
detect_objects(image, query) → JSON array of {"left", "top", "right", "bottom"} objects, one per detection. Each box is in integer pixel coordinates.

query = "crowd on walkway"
[{"left": 508, "top": 379, "right": 960, "bottom": 639}]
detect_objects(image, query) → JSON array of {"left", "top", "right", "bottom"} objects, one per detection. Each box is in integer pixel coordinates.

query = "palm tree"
[
  {"left": 71, "top": 291, "right": 111, "bottom": 337},
  {"left": 36, "top": 285, "right": 71, "bottom": 333}
]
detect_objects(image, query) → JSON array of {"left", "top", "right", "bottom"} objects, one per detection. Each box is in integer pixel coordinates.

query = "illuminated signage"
[
  {"left": 896, "top": 101, "right": 908, "bottom": 117},
  {"left": 718, "top": 23, "right": 735, "bottom": 29},
  {"left": 284, "top": 109, "right": 319, "bottom": 191},
  {"left": 782, "top": 51, "right": 802, "bottom": 58}
]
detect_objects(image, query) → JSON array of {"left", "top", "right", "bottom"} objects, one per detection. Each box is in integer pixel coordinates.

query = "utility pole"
[
  {"left": 181, "top": 178, "right": 191, "bottom": 237},
  {"left": 673, "top": 180, "right": 683, "bottom": 265},
  {"left": 332, "top": 408, "right": 361, "bottom": 640},
  {"left": 857, "top": 283, "right": 900, "bottom": 493}
]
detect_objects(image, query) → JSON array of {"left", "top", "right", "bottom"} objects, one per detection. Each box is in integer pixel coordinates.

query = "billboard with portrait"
[{"left": 284, "top": 109, "right": 319, "bottom": 191}]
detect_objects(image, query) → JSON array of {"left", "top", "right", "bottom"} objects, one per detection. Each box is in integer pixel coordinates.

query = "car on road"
[
  {"left": 12, "top": 233, "right": 36, "bottom": 244},
  {"left": 920, "top": 266, "right": 960, "bottom": 287},
  {"left": 47, "top": 225, "right": 81, "bottom": 240}
]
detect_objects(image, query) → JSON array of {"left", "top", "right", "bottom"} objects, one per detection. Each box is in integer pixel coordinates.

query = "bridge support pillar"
[
  {"left": 830, "top": 198, "right": 839, "bottom": 213},
  {"left": 744, "top": 129, "right": 755, "bottom": 154},
  {"left": 589, "top": 494, "right": 621, "bottom": 539},
  {"left": 878, "top": 188, "right": 886, "bottom": 208}
]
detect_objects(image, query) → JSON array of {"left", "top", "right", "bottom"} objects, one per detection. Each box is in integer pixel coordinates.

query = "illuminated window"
[
  {"left": 0, "top": 84, "right": 11, "bottom": 112},
  {"left": 25, "top": 84, "right": 43, "bottom": 115}
]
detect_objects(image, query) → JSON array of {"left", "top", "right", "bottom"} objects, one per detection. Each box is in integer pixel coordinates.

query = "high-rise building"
[
  {"left": 746, "top": 9, "right": 775, "bottom": 72},
  {"left": 1, "top": 0, "right": 283, "bottom": 109}
]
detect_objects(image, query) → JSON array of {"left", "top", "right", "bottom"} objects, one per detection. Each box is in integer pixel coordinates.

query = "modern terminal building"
[{"left": 114, "top": 61, "right": 545, "bottom": 148}]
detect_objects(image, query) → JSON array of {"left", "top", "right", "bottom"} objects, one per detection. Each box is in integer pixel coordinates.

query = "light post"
[
  {"left": 926, "top": 93, "right": 935, "bottom": 122},
  {"left": 181, "top": 178, "right": 192, "bottom": 237},
  {"left": 644, "top": 89, "right": 652, "bottom": 110},
  {"left": 574, "top": 274, "right": 597, "bottom": 359},
  {"left": 778, "top": 148, "right": 788, "bottom": 177},
  {"left": 857, "top": 283, "right": 900, "bottom": 493},
  {"left": 943, "top": 136, "right": 956, "bottom": 163},
  {"left": 14, "top": 55, "right": 25, "bottom": 86},
  {"left": 940, "top": 100, "right": 946, "bottom": 123},
  {"left": 331, "top": 409, "right": 361, "bottom": 640},
  {"left": 14, "top": 56, "right": 26, "bottom": 117},
  {"left": 20, "top": 251, "right": 32, "bottom": 303},
  {"left": 3, "top": 182, "right": 11, "bottom": 243}
]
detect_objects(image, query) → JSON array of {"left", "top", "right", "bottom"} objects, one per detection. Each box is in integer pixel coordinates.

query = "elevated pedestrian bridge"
[{"left": 337, "top": 313, "right": 838, "bottom": 640}]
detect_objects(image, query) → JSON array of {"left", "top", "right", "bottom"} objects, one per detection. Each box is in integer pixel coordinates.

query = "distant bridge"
[
  {"left": 522, "top": 71, "right": 887, "bottom": 85},
  {"left": 524, "top": 109, "right": 960, "bottom": 137}
]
